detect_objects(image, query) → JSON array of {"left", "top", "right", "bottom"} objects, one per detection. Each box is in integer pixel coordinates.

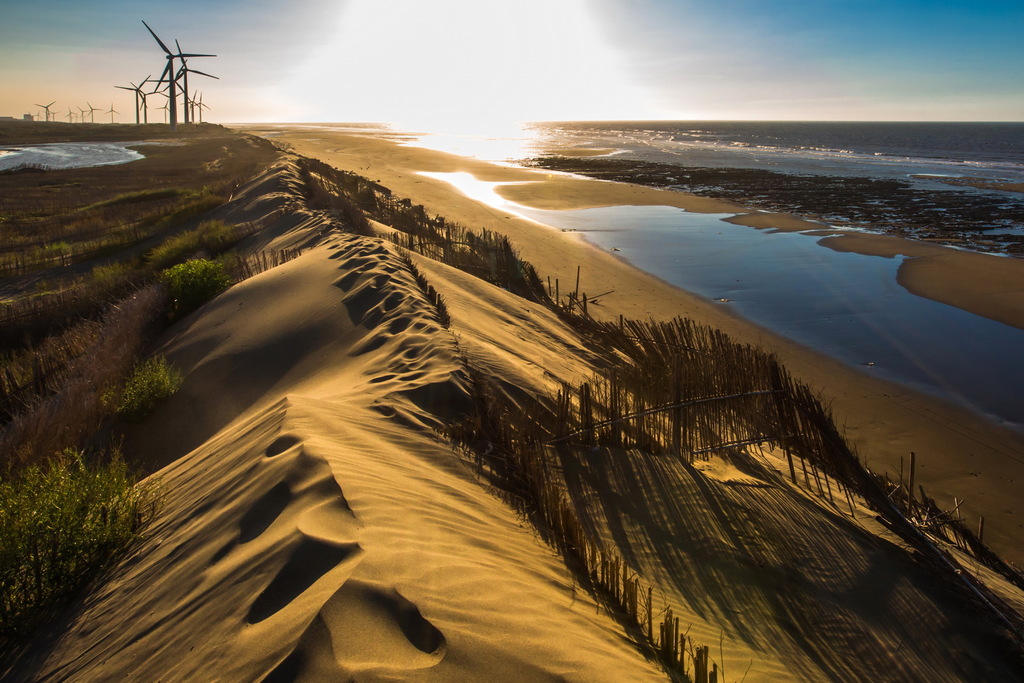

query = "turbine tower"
[
  {"left": 142, "top": 20, "right": 215, "bottom": 132},
  {"left": 34, "top": 101, "right": 56, "bottom": 122},
  {"left": 199, "top": 94, "right": 211, "bottom": 123}
]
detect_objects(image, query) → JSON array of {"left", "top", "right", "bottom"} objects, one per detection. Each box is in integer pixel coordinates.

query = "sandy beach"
[
  {"left": 14, "top": 129, "right": 1024, "bottom": 681},
  {"left": 264, "top": 127, "right": 1024, "bottom": 564}
]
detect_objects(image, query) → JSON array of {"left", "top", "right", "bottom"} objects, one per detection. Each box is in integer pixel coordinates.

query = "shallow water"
[
  {"left": 423, "top": 171, "right": 1024, "bottom": 430},
  {"left": 0, "top": 141, "right": 147, "bottom": 171}
]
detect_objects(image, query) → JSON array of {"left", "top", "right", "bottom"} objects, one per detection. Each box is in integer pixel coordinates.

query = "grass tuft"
[
  {"left": 0, "top": 449, "right": 157, "bottom": 640},
  {"left": 146, "top": 219, "right": 237, "bottom": 270},
  {"left": 116, "top": 356, "right": 184, "bottom": 423}
]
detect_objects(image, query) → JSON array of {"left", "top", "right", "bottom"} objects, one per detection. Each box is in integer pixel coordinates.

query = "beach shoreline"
[{"left": 240, "top": 125, "right": 1024, "bottom": 566}]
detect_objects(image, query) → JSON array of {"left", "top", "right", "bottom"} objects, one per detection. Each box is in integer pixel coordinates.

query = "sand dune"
[
  {"left": 15, "top": 144, "right": 1024, "bottom": 681},
  {"left": 25, "top": 220, "right": 666, "bottom": 680}
]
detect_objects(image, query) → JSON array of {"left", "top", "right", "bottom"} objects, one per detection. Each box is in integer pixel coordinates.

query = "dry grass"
[
  {"left": 297, "top": 157, "right": 548, "bottom": 301},
  {"left": 0, "top": 285, "right": 166, "bottom": 470},
  {"left": 0, "top": 127, "right": 277, "bottom": 277}
]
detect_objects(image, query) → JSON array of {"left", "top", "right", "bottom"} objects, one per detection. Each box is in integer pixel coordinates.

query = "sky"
[{"left": 1, "top": 0, "right": 1022, "bottom": 130}]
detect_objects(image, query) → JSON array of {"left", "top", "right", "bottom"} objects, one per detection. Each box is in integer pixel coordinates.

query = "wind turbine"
[
  {"left": 78, "top": 106, "right": 88, "bottom": 123},
  {"left": 175, "top": 50, "right": 219, "bottom": 125},
  {"left": 84, "top": 102, "right": 100, "bottom": 123},
  {"left": 198, "top": 93, "right": 211, "bottom": 124},
  {"left": 66, "top": 107, "right": 75, "bottom": 123},
  {"left": 106, "top": 104, "right": 118, "bottom": 123},
  {"left": 116, "top": 76, "right": 151, "bottom": 124},
  {"left": 192, "top": 92, "right": 207, "bottom": 123},
  {"left": 34, "top": 101, "right": 56, "bottom": 122},
  {"left": 142, "top": 20, "right": 215, "bottom": 132}
]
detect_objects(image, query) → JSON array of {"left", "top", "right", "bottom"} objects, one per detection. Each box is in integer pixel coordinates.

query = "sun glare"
[{"left": 286, "top": 0, "right": 659, "bottom": 132}]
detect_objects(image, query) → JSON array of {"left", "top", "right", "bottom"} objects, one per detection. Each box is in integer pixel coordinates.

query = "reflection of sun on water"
[
  {"left": 401, "top": 124, "right": 545, "bottom": 163},
  {"left": 417, "top": 171, "right": 533, "bottom": 216},
  {"left": 290, "top": 0, "right": 660, "bottom": 134}
]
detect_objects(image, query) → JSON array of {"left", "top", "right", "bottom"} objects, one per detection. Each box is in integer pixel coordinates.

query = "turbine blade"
[
  {"left": 142, "top": 20, "right": 172, "bottom": 54},
  {"left": 176, "top": 53, "right": 216, "bottom": 58},
  {"left": 188, "top": 69, "right": 219, "bottom": 80},
  {"left": 157, "top": 61, "right": 172, "bottom": 84}
]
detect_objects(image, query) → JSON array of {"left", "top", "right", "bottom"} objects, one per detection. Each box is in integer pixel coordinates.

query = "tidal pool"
[
  {"left": 424, "top": 171, "right": 1024, "bottom": 430},
  {"left": 0, "top": 141, "right": 150, "bottom": 171}
]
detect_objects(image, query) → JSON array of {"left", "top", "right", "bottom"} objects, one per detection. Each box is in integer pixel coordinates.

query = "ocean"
[
  {"left": 403, "top": 121, "right": 1024, "bottom": 429},
  {"left": 527, "top": 120, "right": 1024, "bottom": 183}
]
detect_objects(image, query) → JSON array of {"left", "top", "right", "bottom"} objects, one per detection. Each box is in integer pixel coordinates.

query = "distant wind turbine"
[
  {"left": 106, "top": 104, "right": 118, "bottom": 123},
  {"left": 34, "top": 101, "right": 56, "bottom": 122},
  {"left": 142, "top": 20, "right": 215, "bottom": 132},
  {"left": 78, "top": 106, "right": 88, "bottom": 123},
  {"left": 66, "top": 107, "right": 74, "bottom": 123},
  {"left": 193, "top": 92, "right": 209, "bottom": 123},
  {"left": 116, "top": 76, "right": 151, "bottom": 124},
  {"left": 84, "top": 102, "right": 100, "bottom": 123}
]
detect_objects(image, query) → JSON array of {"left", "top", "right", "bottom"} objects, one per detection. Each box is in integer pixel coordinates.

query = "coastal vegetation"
[
  {"left": 0, "top": 125, "right": 286, "bottom": 647},
  {"left": 0, "top": 449, "right": 157, "bottom": 640}
]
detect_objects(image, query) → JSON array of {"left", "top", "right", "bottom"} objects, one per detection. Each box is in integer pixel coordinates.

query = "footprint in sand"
[
  {"left": 247, "top": 537, "right": 363, "bottom": 624},
  {"left": 264, "top": 580, "right": 445, "bottom": 679},
  {"left": 238, "top": 482, "right": 292, "bottom": 543}
]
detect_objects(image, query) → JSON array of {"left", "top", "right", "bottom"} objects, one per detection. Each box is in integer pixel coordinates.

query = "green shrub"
[
  {"left": 0, "top": 450, "right": 157, "bottom": 639},
  {"left": 117, "top": 355, "right": 183, "bottom": 422},
  {"left": 162, "top": 258, "right": 231, "bottom": 318}
]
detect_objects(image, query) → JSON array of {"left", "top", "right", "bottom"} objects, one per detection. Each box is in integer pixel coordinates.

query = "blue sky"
[{"left": 2, "top": 0, "right": 1021, "bottom": 126}]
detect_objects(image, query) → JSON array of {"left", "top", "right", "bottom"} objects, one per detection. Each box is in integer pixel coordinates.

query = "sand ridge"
[{"left": 23, "top": 208, "right": 667, "bottom": 679}]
